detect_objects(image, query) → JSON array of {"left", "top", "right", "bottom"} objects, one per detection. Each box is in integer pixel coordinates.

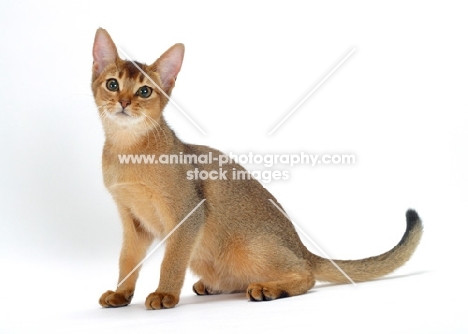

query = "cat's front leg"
[
  {"left": 99, "top": 205, "right": 155, "bottom": 308},
  {"left": 145, "top": 209, "right": 203, "bottom": 310}
]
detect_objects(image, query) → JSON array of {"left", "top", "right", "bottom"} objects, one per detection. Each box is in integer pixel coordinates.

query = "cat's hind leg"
[
  {"left": 240, "top": 244, "right": 316, "bottom": 301},
  {"left": 246, "top": 271, "right": 315, "bottom": 301}
]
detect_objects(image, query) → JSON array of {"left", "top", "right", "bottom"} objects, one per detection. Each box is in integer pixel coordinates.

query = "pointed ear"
[
  {"left": 153, "top": 44, "right": 185, "bottom": 92},
  {"left": 92, "top": 28, "right": 118, "bottom": 75}
]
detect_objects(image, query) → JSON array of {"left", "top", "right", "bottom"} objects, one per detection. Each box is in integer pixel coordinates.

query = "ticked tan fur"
[{"left": 92, "top": 28, "right": 423, "bottom": 309}]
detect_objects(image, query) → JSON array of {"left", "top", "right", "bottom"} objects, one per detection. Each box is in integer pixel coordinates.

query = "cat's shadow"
[
  {"left": 180, "top": 292, "right": 247, "bottom": 307},
  {"left": 314, "top": 270, "right": 429, "bottom": 290}
]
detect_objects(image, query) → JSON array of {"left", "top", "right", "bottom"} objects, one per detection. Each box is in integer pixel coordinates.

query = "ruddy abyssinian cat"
[{"left": 92, "top": 28, "right": 423, "bottom": 310}]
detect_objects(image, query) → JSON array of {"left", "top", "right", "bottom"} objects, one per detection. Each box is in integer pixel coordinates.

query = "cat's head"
[{"left": 91, "top": 28, "right": 184, "bottom": 139}]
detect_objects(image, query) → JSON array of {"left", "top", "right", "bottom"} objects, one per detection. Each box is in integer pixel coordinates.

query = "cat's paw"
[
  {"left": 99, "top": 290, "right": 133, "bottom": 308},
  {"left": 145, "top": 292, "right": 179, "bottom": 310},
  {"left": 192, "top": 280, "right": 222, "bottom": 296},
  {"left": 246, "top": 283, "right": 289, "bottom": 302}
]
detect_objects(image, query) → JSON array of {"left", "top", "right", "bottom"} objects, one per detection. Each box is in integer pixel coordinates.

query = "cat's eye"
[
  {"left": 137, "top": 86, "right": 152, "bottom": 98},
  {"left": 106, "top": 78, "right": 119, "bottom": 92}
]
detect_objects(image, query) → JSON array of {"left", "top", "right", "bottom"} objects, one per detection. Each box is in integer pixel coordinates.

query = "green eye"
[
  {"left": 137, "top": 86, "right": 152, "bottom": 98},
  {"left": 106, "top": 79, "right": 119, "bottom": 91}
]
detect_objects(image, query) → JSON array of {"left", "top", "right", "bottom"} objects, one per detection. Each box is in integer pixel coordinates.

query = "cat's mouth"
[{"left": 116, "top": 110, "right": 131, "bottom": 117}]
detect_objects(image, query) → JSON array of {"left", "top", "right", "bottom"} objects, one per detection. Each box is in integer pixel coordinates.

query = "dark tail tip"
[
  {"left": 396, "top": 209, "right": 422, "bottom": 247},
  {"left": 406, "top": 209, "right": 421, "bottom": 229}
]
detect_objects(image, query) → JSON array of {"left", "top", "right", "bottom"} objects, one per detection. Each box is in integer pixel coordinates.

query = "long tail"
[{"left": 309, "top": 209, "right": 423, "bottom": 283}]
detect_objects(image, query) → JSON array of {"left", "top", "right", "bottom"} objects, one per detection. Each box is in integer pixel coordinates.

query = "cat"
[{"left": 92, "top": 28, "right": 423, "bottom": 309}]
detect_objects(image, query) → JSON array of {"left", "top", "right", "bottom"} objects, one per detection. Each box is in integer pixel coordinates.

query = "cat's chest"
[
  {"left": 109, "top": 181, "right": 168, "bottom": 237},
  {"left": 103, "top": 159, "right": 171, "bottom": 236}
]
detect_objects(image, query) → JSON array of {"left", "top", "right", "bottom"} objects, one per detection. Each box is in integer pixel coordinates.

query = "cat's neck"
[{"left": 103, "top": 116, "right": 176, "bottom": 154}]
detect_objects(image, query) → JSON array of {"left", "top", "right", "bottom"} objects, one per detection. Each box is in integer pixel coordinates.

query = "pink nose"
[{"left": 119, "top": 100, "right": 131, "bottom": 109}]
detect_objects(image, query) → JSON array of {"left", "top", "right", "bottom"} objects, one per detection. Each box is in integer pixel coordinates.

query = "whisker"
[
  {"left": 146, "top": 115, "right": 169, "bottom": 145},
  {"left": 144, "top": 115, "right": 164, "bottom": 144},
  {"left": 144, "top": 118, "right": 158, "bottom": 146}
]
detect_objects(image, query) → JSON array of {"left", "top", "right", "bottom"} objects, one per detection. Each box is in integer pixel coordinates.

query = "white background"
[{"left": 1, "top": 1, "right": 467, "bottom": 333}]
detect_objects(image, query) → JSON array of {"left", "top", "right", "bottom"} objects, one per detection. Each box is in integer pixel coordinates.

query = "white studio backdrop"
[{"left": 0, "top": 1, "right": 467, "bottom": 333}]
